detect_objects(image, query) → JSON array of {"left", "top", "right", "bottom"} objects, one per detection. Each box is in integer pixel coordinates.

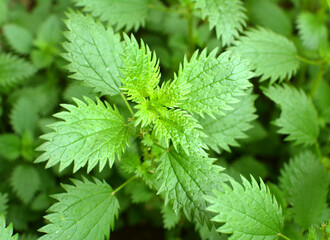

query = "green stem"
[
  {"left": 296, "top": 55, "right": 325, "bottom": 65},
  {"left": 148, "top": 4, "right": 178, "bottom": 13},
  {"left": 120, "top": 93, "right": 134, "bottom": 117},
  {"left": 315, "top": 141, "right": 323, "bottom": 161},
  {"left": 310, "top": 65, "right": 325, "bottom": 98},
  {"left": 278, "top": 233, "right": 292, "bottom": 240},
  {"left": 187, "top": 4, "right": 194, "bottom": 57},
  {"left": 155, "top": 143, "right": 169, "bottom": 152},
  {"left": 326, "top": 0, "right": 330, "bottom": 9},
  {"left": 112, "top": 175, "right": 137, "bottom": 195}
]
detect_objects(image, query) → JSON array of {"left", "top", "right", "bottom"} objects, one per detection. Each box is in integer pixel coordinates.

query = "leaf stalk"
[
  {"left": 296, "top": 55, "right": 325, "bottom": 65},
  {"left": 278, "top": 233, "right": 292, "bottom": 240},
  {"left": 112, "top": 175, "right": 137, "bottom": 195},
  {"left": 120, "top": 92, "right": 135, "bottom": 117},
  {"left": 315, "top": 141, "right": 323, "bottom": 162},
  {"left": 310, "top": 65, "right": 325, "bottom": 98}
]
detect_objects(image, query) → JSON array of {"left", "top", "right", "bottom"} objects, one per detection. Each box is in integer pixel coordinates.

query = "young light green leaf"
[
  {"left": 151, "top": 108, "right": 207, "bottom": 156},
  {"left": 199, "top": 91, "right": 257, "bottom": 152},
  {"left": 231, "top": 27, "right": 299, "bottom": 83},
  {"left": 72, "top": 0, "right": 150, "bottom": 31},
  {"left": 152, "top": 73, "right": 191, "bottom": 109},
  {"left": 156, "top": 147, "right": 228, "bottom": 225},
  {"left": 10, "top": 98, "right": 39, "bottom": 136},
  {"left": 193, "top": 0, "right": 247, "bottom": 46},
  {"left": 178, "top": 50, "right": 253, "bottom": 116},
  {"left": 0, "top": 215, "right": 18, "bottom": 240},
  {"left": 0, "top": 193, "right": 8, "bottom": 216},
  {"left": 0, "top": 53, "right": 36, "bottom": 86},
  {"left": 36, "top": 97, "right": 129, "bottom": 172},
  {"left": 38, "top": 177, "right": 120, "bottom": 240},
  {"left": 279, "top": 151, "right": 330, "bottom": 229},
  {"left": 0, "top": 134, "right": 21, "bottom": 161},
  {"left": 3, "top": 24, "right": 33, "bottom": 54},
  {"left": 10, "top": 165, "right": 40, "bottom": 204},
  {"left": 263, "top": 84, "right": 319, "bottom": 146},
  {"left": 161, "top": 205, "right": 181, "bottom": 229},
  {"left": 297, "top": 12, "right": 328, "bottom": 51},
  {"left": 63, "top": 11, "right": 124, "bottom": 96},
  {"left": 307, "top": 227, "right": 317, "bottom": 240},
  {"left": 205, "top": 176, "right": 284, "bottom": 239},
  {"left": 120, "top": 35, "right": 160, "bottom": 103}
]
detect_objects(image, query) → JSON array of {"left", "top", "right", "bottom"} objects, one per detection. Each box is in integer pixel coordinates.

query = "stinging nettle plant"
[
  {"left": 34, "top": 9, "right": 278, "bottom": 239},
  {"left": 1, "top": 0, "right": 329, "bottom": 239}
]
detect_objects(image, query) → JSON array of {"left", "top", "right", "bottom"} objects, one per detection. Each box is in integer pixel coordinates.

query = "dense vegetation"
[{"left": 0, "top": 0, "right": 329, "bottom": 239}]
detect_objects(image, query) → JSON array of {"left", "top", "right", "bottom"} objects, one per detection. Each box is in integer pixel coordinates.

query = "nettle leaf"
[
  {"left": 13, "top": 83, "right": 59, "bottom": 117},
  {"left": 0, "top": 193, "right": 9, "bottom": 216},
  {"left": 36, "top": 97, "right": 129, "bottom": 173},
  {"left": 161, "top": 205, "right": 181, "bottom": 229},
  {"left": 263, "top": 84, "right": 319, "bottom": 146},
  {"left": 10, "top": 98, "right": 39, "bottom": 136},
  {"left": 10, "top": 165, "right": 40, "bottom": 204},
  {"left": 196, "top": 221, "right": 227, "bottom": 240},
  {"left": 246, "top": 0, "right": 292, "bottom": 36},
  {"left": 314, "top": 80, "right": 330, "bottom": 124},
  {"left": 31, "top": 193, "right": 51, "bottom": 212},
  {"left": 156, "top": 147, "right": 228, "bottom": 225},
  {"left": 63, "top": 11, "right": 124, "bottom": 96},
  {"left": 19, "top": 233, "right": 38, "bottom": 240},
  {"left": 194, "top": 0, "right": 247, "bottom": 46},
  {"left": 0, "top": 215, "right": 18, "bottom": 240},
  {"left": 63, "top": 82, "right": 96, "bottom": 103},
  {"left": 231, "top": 27, "right": 299, "bottom": 83},
  {"left": 36, "top": 14, "right": 62, "bottom": 46},
  {"left": 306, "top": 227, "right": 317, "bottom": 240},
  {"left": 31, "top": 15, "right": 62, "bottom": 69},
  {"left": 178, "top": 50, "right": 253, "bottom": 116},
  {"left": 199, "top": 91, "right": 257, "bottom": 152},
  {"left": 3, "top": 24, "right": 33, "bottom": 54},
  {"left": 0, "top": 134, "right": 21, "bottom": 161},
  {"left": 279, "top": 151, "right": 330, "bottom": 229},
  {"left": 118, "top": 149, "right": 141, "bottom": 176},
  {"left": 205, "top": 176, "right": 284, "bottom": 239},
  {"left": 124, "top": 181, "right": 153, "bottom": 203},
  {"left": 152, "top": 73, "right": 191, "bottom": 108},
  {"left": 31, "top": 49, "right": 55, "bottom": 70},
  {"left": 153, "top": 108, "right": 207, "bottom": 156},
  {"left": 0, "top": 53, "right": 36, "bottom": 86},
  {"left": 231, "top": 156, "right": 268, "bottom": 180},
  {"left": 297, "top": 12, "right": 328, "bottom": 51},
  {"left": 120, "top": 35, "right": 160, "bottom": 103},
  {"left": 72, "top": 0, "right": 150, "bottom": 31},
  {"left": 39, "top": 177, "right": 120, "bottom": 240}
]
